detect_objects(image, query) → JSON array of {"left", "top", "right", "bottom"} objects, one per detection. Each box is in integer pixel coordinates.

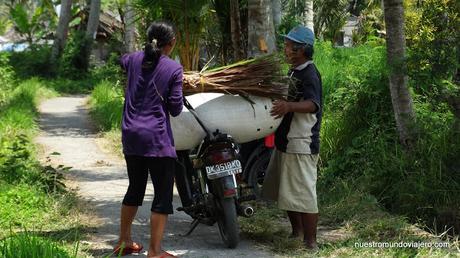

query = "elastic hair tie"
[{"left": 151, "top": 38, "right": 158, "bottom": 48}]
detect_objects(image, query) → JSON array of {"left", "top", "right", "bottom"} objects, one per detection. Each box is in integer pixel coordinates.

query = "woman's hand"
[{"left": 270, "top": 100, "right": 291, "bottom": 119}]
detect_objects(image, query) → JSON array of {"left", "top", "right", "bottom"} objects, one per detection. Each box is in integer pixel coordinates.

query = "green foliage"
[
  {"left": 8, "top": 1, "right": 57, "bottom": 44},
  {"left": 0, "top": 53, "right": 15, "bottom": 106},
  {"left": 135, "top": 0, "right": 213, "bottom": 70},
  {"left": 314, "top": 0, "right": 350, "bottom": 41},
  {"left": 240, "top": 198, "right": 458, "bottom": 257},
  {"left": 0, "top": 78, "right": 79, "bottom": 234},
  {"left": 405, "top": 0, "right": 460, "bottom": 95},
  {"left": 58, "top": 30, "right": 93, "bottom": 79},
  {"left": 0, "top": 184, "right": 50, "bottom": 229},
  {"left": 89, "top": 80, "right": 124, "bottom": 131},
  {"left": 0, "top": 232, "right": 76, "bottom": 258},
  {"left": 277, "top": 1, "right": 305, "bottom": 48},
  {"left": 46, "top": 78, "right": 94, "bottom": 94},
  {"left": 0, "top": 16, "right": 11, "bottom": 35},
  {"left": 315, "top": 41, "right": 460, "bottom": 234},
  {"left": 90, "top": 53, "right": 125, "bottom": 85},
  {"left": 0, "top": 79, "right": 64, "bottom": 192},
  {"left": 8, "top": 47, "right": 54, "bottom": 78},
  {"left": 352, "top": 2, "right": 385, "bottom": 45}
]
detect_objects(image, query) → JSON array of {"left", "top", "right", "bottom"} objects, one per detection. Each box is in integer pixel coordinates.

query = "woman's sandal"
[{"left": 113, "top": 242, "right": 143, "bottom": 256}]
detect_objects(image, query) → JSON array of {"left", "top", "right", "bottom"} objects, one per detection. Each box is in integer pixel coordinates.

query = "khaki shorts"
[{"left": 261, "top": 149, "right": 319, "bottom": 213}]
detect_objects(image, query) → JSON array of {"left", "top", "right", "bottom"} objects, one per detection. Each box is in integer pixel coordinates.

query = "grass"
[
  {"left": 0, "top": 77, "right": 93, "bottom": 257},
  {"left": 240, "top": 193, "right": 460, "bottom": 257},
  {"left": 88, "top": 80, "right": 124, "bottom": 131},
  {"left": 0, "top": 232, "right": 79, "bottom": 258},
  {"left": 88, "top": 80, "right": 124, "bottom": 157}
]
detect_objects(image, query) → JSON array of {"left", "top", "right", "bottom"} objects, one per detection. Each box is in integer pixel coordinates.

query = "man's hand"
[{"left": 270, "top": 100, "right": 291, "bottom": 119}]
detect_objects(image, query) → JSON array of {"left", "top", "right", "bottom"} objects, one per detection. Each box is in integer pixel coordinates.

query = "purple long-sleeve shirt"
[{"left": 120, "top": 51, "right": 183, "bottom": 158}]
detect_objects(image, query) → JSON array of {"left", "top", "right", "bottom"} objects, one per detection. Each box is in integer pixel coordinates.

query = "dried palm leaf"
[{"left": 183, "top": 55, "right": 291, "bottom": 99}]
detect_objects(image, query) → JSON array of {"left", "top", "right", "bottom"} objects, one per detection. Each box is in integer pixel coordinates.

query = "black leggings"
[{"left": 122, "top": 155, "right": 175, "bottom": 214}]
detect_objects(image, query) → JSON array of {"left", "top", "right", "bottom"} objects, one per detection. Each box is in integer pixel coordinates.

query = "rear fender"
[{"left": 210, "top": 175, "right": 237, "bottom": 199}]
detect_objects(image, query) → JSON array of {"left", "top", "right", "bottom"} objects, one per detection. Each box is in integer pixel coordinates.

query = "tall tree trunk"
[
  {"left": 230, "top": 0, "right": 244, "bottom": 61},
  {"left": 86, "top": 0, "right": 101, "bottom": 39},
  {"left": 247, "top": 0, "right": 276, "bottom": 57},
  {"left": 383, "top": 0, "right": 416, "bottom": 147},
  {"left": 272, "top": 0, "right": 282, "bottom": 29},
  {"left": 50, "top": 0, "right": 72, "bottom": 64},
  {"left": 124, "top": 0, "right": 136, "bottom": 53},
  {"left": 83, "top": 0, "right": 100, "bottom": 70},
  {"left": 303, "top": 0, "right": 314, "bottom": 33}
]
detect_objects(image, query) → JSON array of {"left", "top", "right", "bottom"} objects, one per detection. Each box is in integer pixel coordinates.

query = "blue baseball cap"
[{"left": 283, "top": 25, "right": 314, "bottom": 46}]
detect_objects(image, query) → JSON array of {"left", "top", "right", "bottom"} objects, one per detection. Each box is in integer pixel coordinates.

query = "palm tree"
[
  {"left": 81, "top": 0, "right": 100, "bottom": 71},
  {"left": 124, "top": 0, "right": 136, "bottom": 53},
  {"left": 86, "top": 0, "right": 100, "bottom": 41},
  {"left": 314, "top": 0, "right": 349, "bottom": 40},
  {"left": 247, "top": 0, "right": 276, "bottom": 57},
  {"left": 51, "top": 0, "right": 72, "bottom": 63},
  {"left": 135, "top": 0, "right": 211, "bottom": 71},
  {"left": 303, "top": 0, "right": 314, "bottom": 33},
  {"left": 383, "top": 0, "right": 416, "bottom": 147},
  {"left": 8, "top": 0, "right": 56, "bottom": 45},
  {"left": 272, "top": 0, "right": 282, "bottom": 28},
  {"left": 230, "top": 0, "right": 244, "bottom": 60}
]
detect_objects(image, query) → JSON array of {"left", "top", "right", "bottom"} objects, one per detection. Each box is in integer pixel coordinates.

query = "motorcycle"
[{"left": 174, "top": 99, "right": 256, "bottom": 248}]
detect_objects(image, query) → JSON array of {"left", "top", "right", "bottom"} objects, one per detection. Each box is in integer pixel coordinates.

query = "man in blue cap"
[{"left": 262, "top": 25, "right": 322, "bottom": 250}]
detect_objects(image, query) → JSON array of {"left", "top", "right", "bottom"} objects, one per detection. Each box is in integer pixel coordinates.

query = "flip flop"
[{"left": 113, "top": 242, "right": 143, "bottom": 256}]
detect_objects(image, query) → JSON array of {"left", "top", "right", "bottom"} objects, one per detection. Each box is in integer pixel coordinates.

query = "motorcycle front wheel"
[{"left": 216, "top": 197, "right": 240, "bottom": 248}]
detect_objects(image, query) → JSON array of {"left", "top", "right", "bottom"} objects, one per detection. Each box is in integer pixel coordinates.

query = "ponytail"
[
  {"left": 142, "top": 21, "right": 176, "bottom": 70},
  {"left": 143, "top": 39, "right": 161, "bottom": 70}
]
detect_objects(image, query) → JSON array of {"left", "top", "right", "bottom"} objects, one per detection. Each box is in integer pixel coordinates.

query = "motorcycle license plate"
[{"left": 205, "top": 160, "right": 242, "bottom": 179}]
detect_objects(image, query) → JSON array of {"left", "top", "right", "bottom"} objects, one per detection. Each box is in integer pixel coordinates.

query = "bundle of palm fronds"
[{"left": 183, "top": 55, "right": 290, "bottom": 99}]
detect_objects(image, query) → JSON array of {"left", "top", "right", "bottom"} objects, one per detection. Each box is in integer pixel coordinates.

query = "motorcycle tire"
[
  {"left": 216, "top": 197, "right": 240, "bottom": 248},
  {"left": 247, "top": 149, "right": 271, "bottom": 198}
]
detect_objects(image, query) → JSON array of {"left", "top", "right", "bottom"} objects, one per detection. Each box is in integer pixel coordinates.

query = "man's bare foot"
[
  {"left": 304, "top": 241, "right": 319, "bottom": 251},
  {"left": 289, "top": 232, "right": 303, "bottom": 239},
  {"left": 148, "top": 250, "right": 177, "bottom": 258}
]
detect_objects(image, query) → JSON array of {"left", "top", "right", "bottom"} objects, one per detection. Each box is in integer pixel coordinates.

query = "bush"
[
  {"left": 0, "top": 78, "right": 80, "bottom": 245},
  {"left": 58, "top": 30, "right": 92, "bottom": 79},
  {"left": 89, "top": 80, "right": 124, "bottom": 131},
  {"left": 8, "top": 47, "right": 54, "bottom": 78},
  {"left": 0, "top": 53, "right": 16, "bottom": 106},
  {"left": 0, "top": 79, "right": 61, "bottom": 190},
  {"left": 405, "top": 0, "right": 459, "bottom": 88},
  {"left": 90, "top": 53, "right": 125, "bottom": 85},
  {"left": 314, "top": 42, "right": 460, "bottom": 233}
]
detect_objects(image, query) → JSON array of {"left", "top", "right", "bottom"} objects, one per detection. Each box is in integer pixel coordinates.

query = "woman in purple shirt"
[{"left": 115, "top": 21, "right": 183, "bottom": 258}]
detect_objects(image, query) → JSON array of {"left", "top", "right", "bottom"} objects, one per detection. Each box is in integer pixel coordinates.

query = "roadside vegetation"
[{"left": 0, "top": 53, "right": 92, "bottom": 257}]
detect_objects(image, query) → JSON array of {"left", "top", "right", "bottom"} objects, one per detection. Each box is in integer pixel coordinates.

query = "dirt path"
[{"left": 35, "top": 96, "right": 274, "bottom": 258}]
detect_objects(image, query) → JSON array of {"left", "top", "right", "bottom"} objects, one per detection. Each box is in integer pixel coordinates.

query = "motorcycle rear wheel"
[{"left": 216, "top": 197, "right": 240, "bottom": 248}]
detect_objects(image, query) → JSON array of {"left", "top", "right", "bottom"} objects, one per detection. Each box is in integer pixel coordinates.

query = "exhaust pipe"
[{"left": 238, "top": 204, "right": 254, "bottom": 217}]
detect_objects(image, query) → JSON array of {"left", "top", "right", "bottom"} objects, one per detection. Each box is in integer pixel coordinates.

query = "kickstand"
[{"left": 180, "top": 219, "right": 200, "bottom": 237}]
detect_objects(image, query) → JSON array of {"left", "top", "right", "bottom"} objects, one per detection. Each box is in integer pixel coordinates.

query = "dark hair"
[
  {"left": 292, "top": 42, "right": 314, "bottom": 60},
  {"left": 143, "top": 21, "right": 176, "bottom": 70}
]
